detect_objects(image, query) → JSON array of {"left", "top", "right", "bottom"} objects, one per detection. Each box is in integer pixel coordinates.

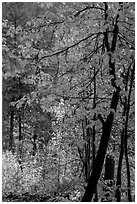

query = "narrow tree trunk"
[
  {"left": 92, "top": 66, "right": 98, "bottom": 201},
  {"left": 18, "top": 111, "right": 23, "bottom": 171},
  {"left": 124, "top": 63, "right": 134, "bottom": 202},
  {"left": 79, "top": 118, "right": 91, "bottom": 183},
  {"left": 115, "top": 129, "right": 124, "bottom": 201},
  {"left": 19, "top": 113, "right": 22, "bottom": 141},
  {"left": 33, "top": 133, "right": 37, "bottom": 156},
  {"left": 116, "top": 94, "right": 126, "bottom": 201},
  {"left": 93, "top": 66, "right": 96, "bottom": 167},
  {"left": 123, "top": 121, "right": 132, "bottom": 202},
  {"left": 82, "top": 127, "right": 91, "bottom": 183},
  {"left": 92, "top": 126, "right": 96, "bottom": 166},
  {"left": 86, "top": 126, "right": 91, "bottom": 182},
  {"left": 125, "top": 142, "right": 132, "bottom": 201},
  {"left": 92, "top": 124, "right": 98, "bottom": 201},
  {"left": 9, "top": 110, "right": 14, "bottom": 151}
]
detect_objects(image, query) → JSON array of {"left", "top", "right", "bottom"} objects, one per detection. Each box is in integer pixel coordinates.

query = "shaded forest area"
[{"left": 2, "top": 2, "right": 135, "bottom": 202}]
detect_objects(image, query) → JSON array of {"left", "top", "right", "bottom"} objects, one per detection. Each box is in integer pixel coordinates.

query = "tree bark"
[
  {"left": 124, "top": 63, "right": 135, "bottom": 202},
  {"left": 18, "top": 111, "right": 23, "bottom": 171},
  {"left": 115, "top": 129, "right": 124, "bottom": 201},
  {"left": 81, "top": 88, "right": 120, "bottom": 201},
  {"left": 19, "top": 113, "right": 22, "bottom": 141},
  {"left": 92, "top": 65, "right": 96, "bottom": 168},
  {"left": 125, "top": 144, "right": 132, "bottom": 202},
  {"left": 33, "top": 133, "right": 37, "bottom": 156},
  {"left": 104, "top": 154, "right": 115, "bottom": 181},
  {"left": 82, "top": 3, "right": 120, "bottom": 200},
  {"left": 116, "top": 61, "right": 134, "bottom": 202},
  {"left": 9, "top": 110, "right": 14, "bottom": 151},
  {"left": 92, "top": 66, "right": 98, "bottom": 201},
  {"left": 102, "top": 154, "right": 115, "bottom": 201},
  {"left": 85, "top": 126, "right": 91, "bottom": 182}
]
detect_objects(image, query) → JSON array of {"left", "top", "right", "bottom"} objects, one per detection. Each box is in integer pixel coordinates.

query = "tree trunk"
[
  {"left": 85, "top": 126, "right": 91, "bottom": 182},
  {"left": 125, "top": 143, "right": 132, "bottom": 202},
  {"left": 9, "top": 110, "right": 14, "bottom": 151},
  {"left": 81, "top": 88, "right": 120, "bottom": 202},
  {"left": 81, "top": 113, "right": 114, "bottom": 201},
  {"left": 102, "top": 154, "right": 115, "bottom": 201},
  {"left": 78, "top": 118, "right": 92, "bottom": 183},
  {"left": 92, "top": 66, "right": 98, "bottom": 201},
  {"left": 92, "top": 125, "right": 98, "bottom": 201},
  {"left": 116, "top": 62, "right": 134, "bottom": 202},
  {"left": 104, "top": 154, "right": 115, "bottom": 181},
  {"left": 124, "top": 63, "right": 135, "bottom": 202},
  {"left": 33, "top": 133, "right": 37, "bottom": 156},
  {"left": 82, "top": 3, "right": 120, "bottom": 201},
  {"left": 18, "top": 111, "right": 23, "bottom": 171},
  {"left": 115, "top": 129, "right": 124, "bottom": 201},
  {"left": 19, "top": 113, "right": 22, "bottom": 141},
  {"left": 92, "top": 66, "right": 96, "bottom": 167}
]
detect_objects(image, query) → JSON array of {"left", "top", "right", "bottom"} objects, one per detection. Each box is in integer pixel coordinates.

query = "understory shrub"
[
  {"left": 2, "top": 150, "right": 82, "bottom": 201},
  {"left": 2, "top": 151, "right": 22, "bottom": 197}
]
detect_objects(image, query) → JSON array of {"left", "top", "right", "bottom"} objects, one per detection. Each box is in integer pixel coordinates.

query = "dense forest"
[{"left": 2, "top": 2, "right": 135, "bottom": 202}]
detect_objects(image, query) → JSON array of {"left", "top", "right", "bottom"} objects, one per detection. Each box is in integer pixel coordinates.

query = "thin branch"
[
  {"left": 118, "top": 33, "right": 135, "bottom": 48},
  {"left": 37, "top": 32, "right": 102, "bottom": 62},
  {"left": 74, "top": 6, "right": 105, "bottom": 17},
  {"left": 118, "top": 20, "right": 133, "bottom": 27},
  {"left": 122, "top": 25, "right": 135, "bottom": 33}
]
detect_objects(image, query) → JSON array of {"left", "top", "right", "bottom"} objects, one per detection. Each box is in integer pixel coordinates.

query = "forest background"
[{"left": 2, "top": 1, "right": 135, "bottom": 202}]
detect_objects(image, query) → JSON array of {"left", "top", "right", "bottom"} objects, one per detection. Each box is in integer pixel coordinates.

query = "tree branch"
[
  {"left": 38, "top": 32, "right": 102, "bottom": 62},
  {"left": 74, "top": 6, "right": 105, "bottom": 17}
]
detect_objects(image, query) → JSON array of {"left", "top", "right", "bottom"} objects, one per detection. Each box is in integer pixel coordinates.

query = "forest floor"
[
  {"left": 3, "top": 193, "right": 59, "bottom": 202},
  {"left": 2, "top": 192, "right": 71, "bottom": 202}
]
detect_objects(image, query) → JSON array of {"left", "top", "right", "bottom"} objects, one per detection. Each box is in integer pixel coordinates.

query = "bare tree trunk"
[
  {"left": 85, "top": 126, "right": 91, "bottom": 182},
  {"left": 18, "top": 112, "right": 23, "bottom": 170},
  {"left": 9, "top": 109, "right": 14, "bottom": 151},
  {"left": 124, "top": 63, "right": 135, "bottom": 202},
  {"left": 104, "top": 154, "right": 115, "bottom": 181},
  {"left": 115, "top": 129, "right": 124, "bottom": 201},
  {"left": 81, "top": 3, "right": 120, "bottom": 201},
  {"left": 125, "top": 142, "right": 132, "bottom": 202},
  {"left": 102, "top": 154, "right": 115, "bottom": 201},
  {"left": 92, "top": 66, "right": 98, "bottom": 201},
  {"left": 33, "top": 131, "right": 37, "bottom": 156},
  {"left": 116, "top": 81, "right": 127, "bottom": 201},
  {"left": 81, "top": 88, "right": 120, "bottom": 202},
  {"left": 78, "top": 117, "right": 92, "bottom": 183},
  {"left": 116, "top": 61, "right": 134, "bottom": 202},
  {"left": 19, "top": 113, "right": 22, "bottom": 141}
]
